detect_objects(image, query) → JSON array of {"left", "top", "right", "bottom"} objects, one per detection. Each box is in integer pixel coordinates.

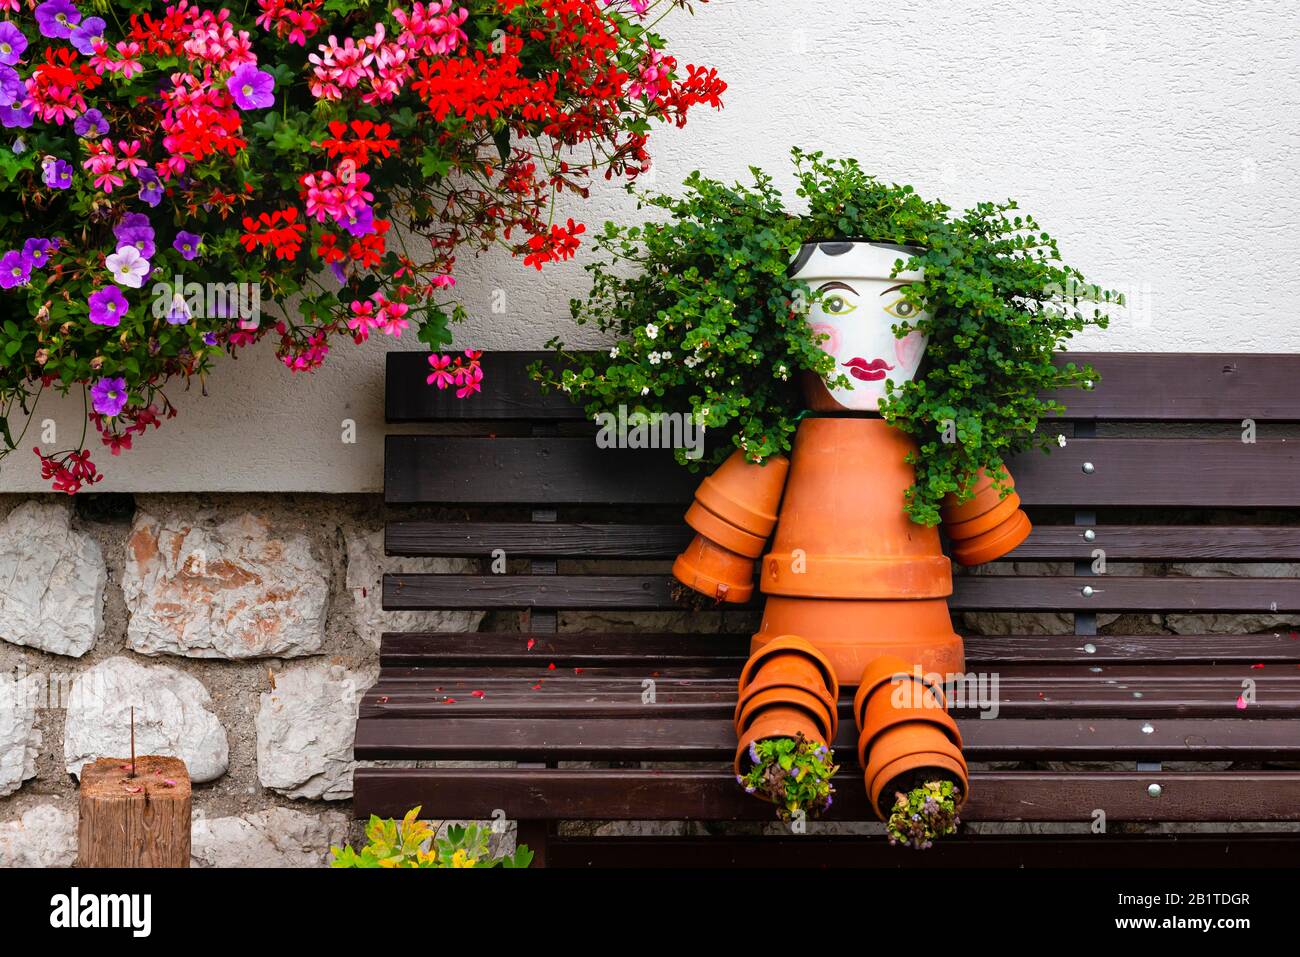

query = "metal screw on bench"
[
  {"left": 1141, "top": 723, "right": 1154, "bottom": 734},
  {"left": 1083, "top": 529, "right": 1096, "bottom": 541},
  {"left": 1083, "top": 642, "right": 1097, "bottom": 654},
  {"left": 1081, "top": 585, "right": 1094, "bottom": 597},
  {"left": 1147, "top": 783, "right": 1162, "bottom": 798},
  {"left": 1081, "top": 462, "right": 1095, "bottom": 473}
]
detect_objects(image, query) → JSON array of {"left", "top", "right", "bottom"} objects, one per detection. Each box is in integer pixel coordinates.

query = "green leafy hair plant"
[
  {"left": 537, "top": 148, "right": 1118, "bottom": 525},
  {"left": 737, "top": 733, "right": 838, "bottom": 822},
  {"left": 885, "top": 779, "right": 961, "bottom": 850},
  {"left": 330, "top": 806, "right": 533, "bottom": 868}
]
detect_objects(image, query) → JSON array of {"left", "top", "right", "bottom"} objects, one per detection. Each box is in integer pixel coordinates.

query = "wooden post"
[{"left": 77, "top": 755, "right": 192, "bottom": 868}]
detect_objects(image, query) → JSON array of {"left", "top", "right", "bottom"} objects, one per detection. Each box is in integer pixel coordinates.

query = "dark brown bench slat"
[
  {"left": 352, "top": 767, "right": 1300, "bottom": 821},
  {"left": 537, "top": 834, "right": 1300, "bottom": 868},
  {"left": 354, "top": 707, "right": 1300, "bottom": 760},
  {"left": 378, "top": 631, "right": 1300, "bottom": 666},
  {"left": 386, "top": 436, "right": 1300, "bottom": 506},
  {"left": 358, "top": 686, "right": 1300, "bottom": 717},
  {"left": 386, "top": 521, "right": 1300, "bottom": 561},
  {"left": 382, "top": 572, "right": 1300, "bottom": 612},
  {"left": 386, "top": 352, "right": 1300, "bottom": 423},
  {"left": 386, "top": 521, "right": 692, "bottom": 558}
]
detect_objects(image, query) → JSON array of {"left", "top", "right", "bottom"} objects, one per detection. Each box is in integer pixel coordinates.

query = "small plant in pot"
[
  {"left": 737, "top": 733, "right": 838, "bottom": 823},
  {"left": 539, "top": 149, "right": 1117, "bottom": 842},
  {"left": 885, "top": 778, "right": 961, "bottom": 850}
]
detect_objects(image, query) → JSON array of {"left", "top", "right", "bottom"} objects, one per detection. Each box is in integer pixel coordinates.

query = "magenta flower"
[
  {"left": 226, "top": 65, "right": 275, "bottom": 110},
  {"left": 0, "top": 22, "right": 27, "bottom": 66},
  {"left": 34, "top": 0, "right": 80, "bottom": 41},
  {"left": 173, "top": 230, "right": 201, "bottom": 260},
  {"left": 90, "top": 376, "right": 129, "bottom": 418},
  {"left": 88, "top": 285, "right": 127, "bottom": 326}
]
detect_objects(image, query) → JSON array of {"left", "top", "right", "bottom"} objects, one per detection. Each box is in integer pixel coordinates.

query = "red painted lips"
[{"left": 844, "top": 357, "right": 894, "bottom": 381}]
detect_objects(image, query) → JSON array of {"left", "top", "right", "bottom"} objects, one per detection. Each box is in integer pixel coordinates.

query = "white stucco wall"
[{"left": 3, "top": 0, "right": 1297, "bottom": 493}]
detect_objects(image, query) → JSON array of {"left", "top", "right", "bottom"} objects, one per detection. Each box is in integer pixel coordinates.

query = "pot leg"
[
  {"left": 733, "top": 638, "right": 840, "bottom": 813},
  {"left": 854, "top": 659, "right": 969, "bottom": 824}
]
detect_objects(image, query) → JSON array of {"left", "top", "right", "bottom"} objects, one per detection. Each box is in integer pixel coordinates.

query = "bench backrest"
[{"left": 382, "top": 352, "right": 1300, "bottom": 635}]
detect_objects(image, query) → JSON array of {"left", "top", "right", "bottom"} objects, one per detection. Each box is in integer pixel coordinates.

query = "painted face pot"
[{"left": 789, "top": 240, "right": 929, "bottom": 413}]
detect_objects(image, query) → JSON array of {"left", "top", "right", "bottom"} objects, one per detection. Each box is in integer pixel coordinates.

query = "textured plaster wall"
[{"left": 2, "top": 0, "right": 1297, "bottom": 493}]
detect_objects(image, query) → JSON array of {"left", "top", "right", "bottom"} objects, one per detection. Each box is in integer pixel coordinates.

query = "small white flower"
[
  {"left": 1057, "top": 434, "right": 1067, "bottom": 448},
  {"left": 105, "top": 244, "right": 149, "bottom": 288},
  {"left": 609, "top": 346, "right": 619, "bottom": 358},
  {"left": 648, "top": 352, "right": 661, "bottom": 365},
  {"left": 645, "top": 323, "right": 659, "bottom": 340},
  {"left": 640, "top": 386, "right": 650, "bottom": 396}
]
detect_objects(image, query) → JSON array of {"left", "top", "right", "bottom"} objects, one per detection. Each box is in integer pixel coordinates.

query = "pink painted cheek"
[
  {"left": 895, "top": 331, "right": 925, "bottom": 371},
  {"left": 811, "top": 323, "right": 839, "bottom": 356}
]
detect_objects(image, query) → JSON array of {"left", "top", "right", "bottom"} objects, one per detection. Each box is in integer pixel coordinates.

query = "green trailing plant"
[
  {"left": 537, "top": 148, "right": 1118, "bottom": 524},
  {"left": 330, "top": 806, "right": 533, "bottom": 868},
  {"left": 737, "top": 734, "right": 838, "bottom": 822},
  {"left": 885, "top": 779, "right": 961, "bottom": 850}
]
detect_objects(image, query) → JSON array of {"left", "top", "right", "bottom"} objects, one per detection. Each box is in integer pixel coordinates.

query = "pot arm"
[
  {"left": 670, "top": 450, "right": 790, "bottom": 604},
  {"left": 941, "top": 466, "right": 1033, "bottom": 567}
]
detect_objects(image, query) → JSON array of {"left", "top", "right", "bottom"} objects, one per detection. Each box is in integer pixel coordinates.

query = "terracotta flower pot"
[
  {"left": 854, "top": 654, "right": 967, "bottom": 819},
  {"left": 671, "top": 533, "right": 755, "bottom": 603},
  {"left": 853, "top": 655, "right": 949, "bottom": 729},
  {"left": 737, "top": 634, "right": 839, "bottom": 704},
  {"left": 695, "top": 450, "right": 789, "bottom": 540},
  {"left": 733, "top": 705, "right": 829, "bottom": 779},
  {"left": 941, "top": 467, "right": 1032, "bottom": 567},
  {"left": 863, "top": 722, "right": 967, "bottom": 816},
  {"left": 734, "top": 685, "right": 837, "bottom": 744},
  {"left": 672, "top": 450, "right": 789, "bottom": 604},
  {"left": 751, "top": 418, "right": 965, "bottom": 682}
]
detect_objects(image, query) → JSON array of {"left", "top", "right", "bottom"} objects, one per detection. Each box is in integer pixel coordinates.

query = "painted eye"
[
  {"left": 884, "top": 297, "right": 920, "bottom": 320},
  {"left": 822, "top": 294, "right": 857, "bottom": 316}
]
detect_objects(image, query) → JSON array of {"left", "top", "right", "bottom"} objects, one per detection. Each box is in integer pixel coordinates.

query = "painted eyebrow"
[
  {"left": 880, "top": 283, "right": 908, "bottom": 296},
  {"left": 816, "top": 281, "right": 858, "bottom": 294}
]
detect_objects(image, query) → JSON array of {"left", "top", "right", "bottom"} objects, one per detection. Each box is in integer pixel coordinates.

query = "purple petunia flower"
[
  {"left": 23, "top": 238, "right": 54, "bottom": 269},
  {"left": 0, "top": 249, "right": 30, "bottom": 288},
  {"left": 202, "top": 332, "right": 219, "bottom": 346},
  {"left": 34, "top": 0, "right": 80, "bottom": 41},
  {"left": 137, "top": 169, "right": 163, "bottom": 207},
  {"left": 88, "top": 285, "right": 127, "bottom": 326},
  {"left": 41, "top": 156, "right": 72, "bottom": 189},
  {"left": 340, "top": 204, "right": 375, "bottom": 238},
  {"left": 173, "top": 230, "right": 201, "bottom": 260},
  {"left": 329, "top": 261, "right": 347, "bottom": 285},
  {"left": 90, "top": 376, "right": 129, "bottom": 418},
  {"left": 226, "top": 64, "right": 275, "bottom": 110},
  {"left": 0, "top": 64, "right": 20, "bottom": 108},
  {"left": 113, "top": 212, "right": 155, "bottom": 258},
  {"left": 0, "top": 102, "right": 32, "bottom": 128},
  {"left": 74, "top": 107, "right": 108, "bottom": 137},
  {"left": 0, "top": 23, "right": 25, "bottom": 67},
  {"left": 165, "top": 292, "right": 190, "bottom": 325},
  {"left": 67, "top": 15, "right": 103, "bottom": 55}
]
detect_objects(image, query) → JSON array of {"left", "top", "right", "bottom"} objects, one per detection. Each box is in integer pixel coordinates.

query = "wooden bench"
[{"left": 353, "top": 351, "right": 1300, "bottom": 866}]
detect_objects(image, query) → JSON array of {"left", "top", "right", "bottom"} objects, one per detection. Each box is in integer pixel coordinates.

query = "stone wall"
[{"left": 0, "top": 492, "right": 482, "bottom": 867}]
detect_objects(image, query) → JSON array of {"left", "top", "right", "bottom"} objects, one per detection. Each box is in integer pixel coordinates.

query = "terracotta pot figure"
[{"left": 673, "top": 241, "right": 1030, "bottom": 822}]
